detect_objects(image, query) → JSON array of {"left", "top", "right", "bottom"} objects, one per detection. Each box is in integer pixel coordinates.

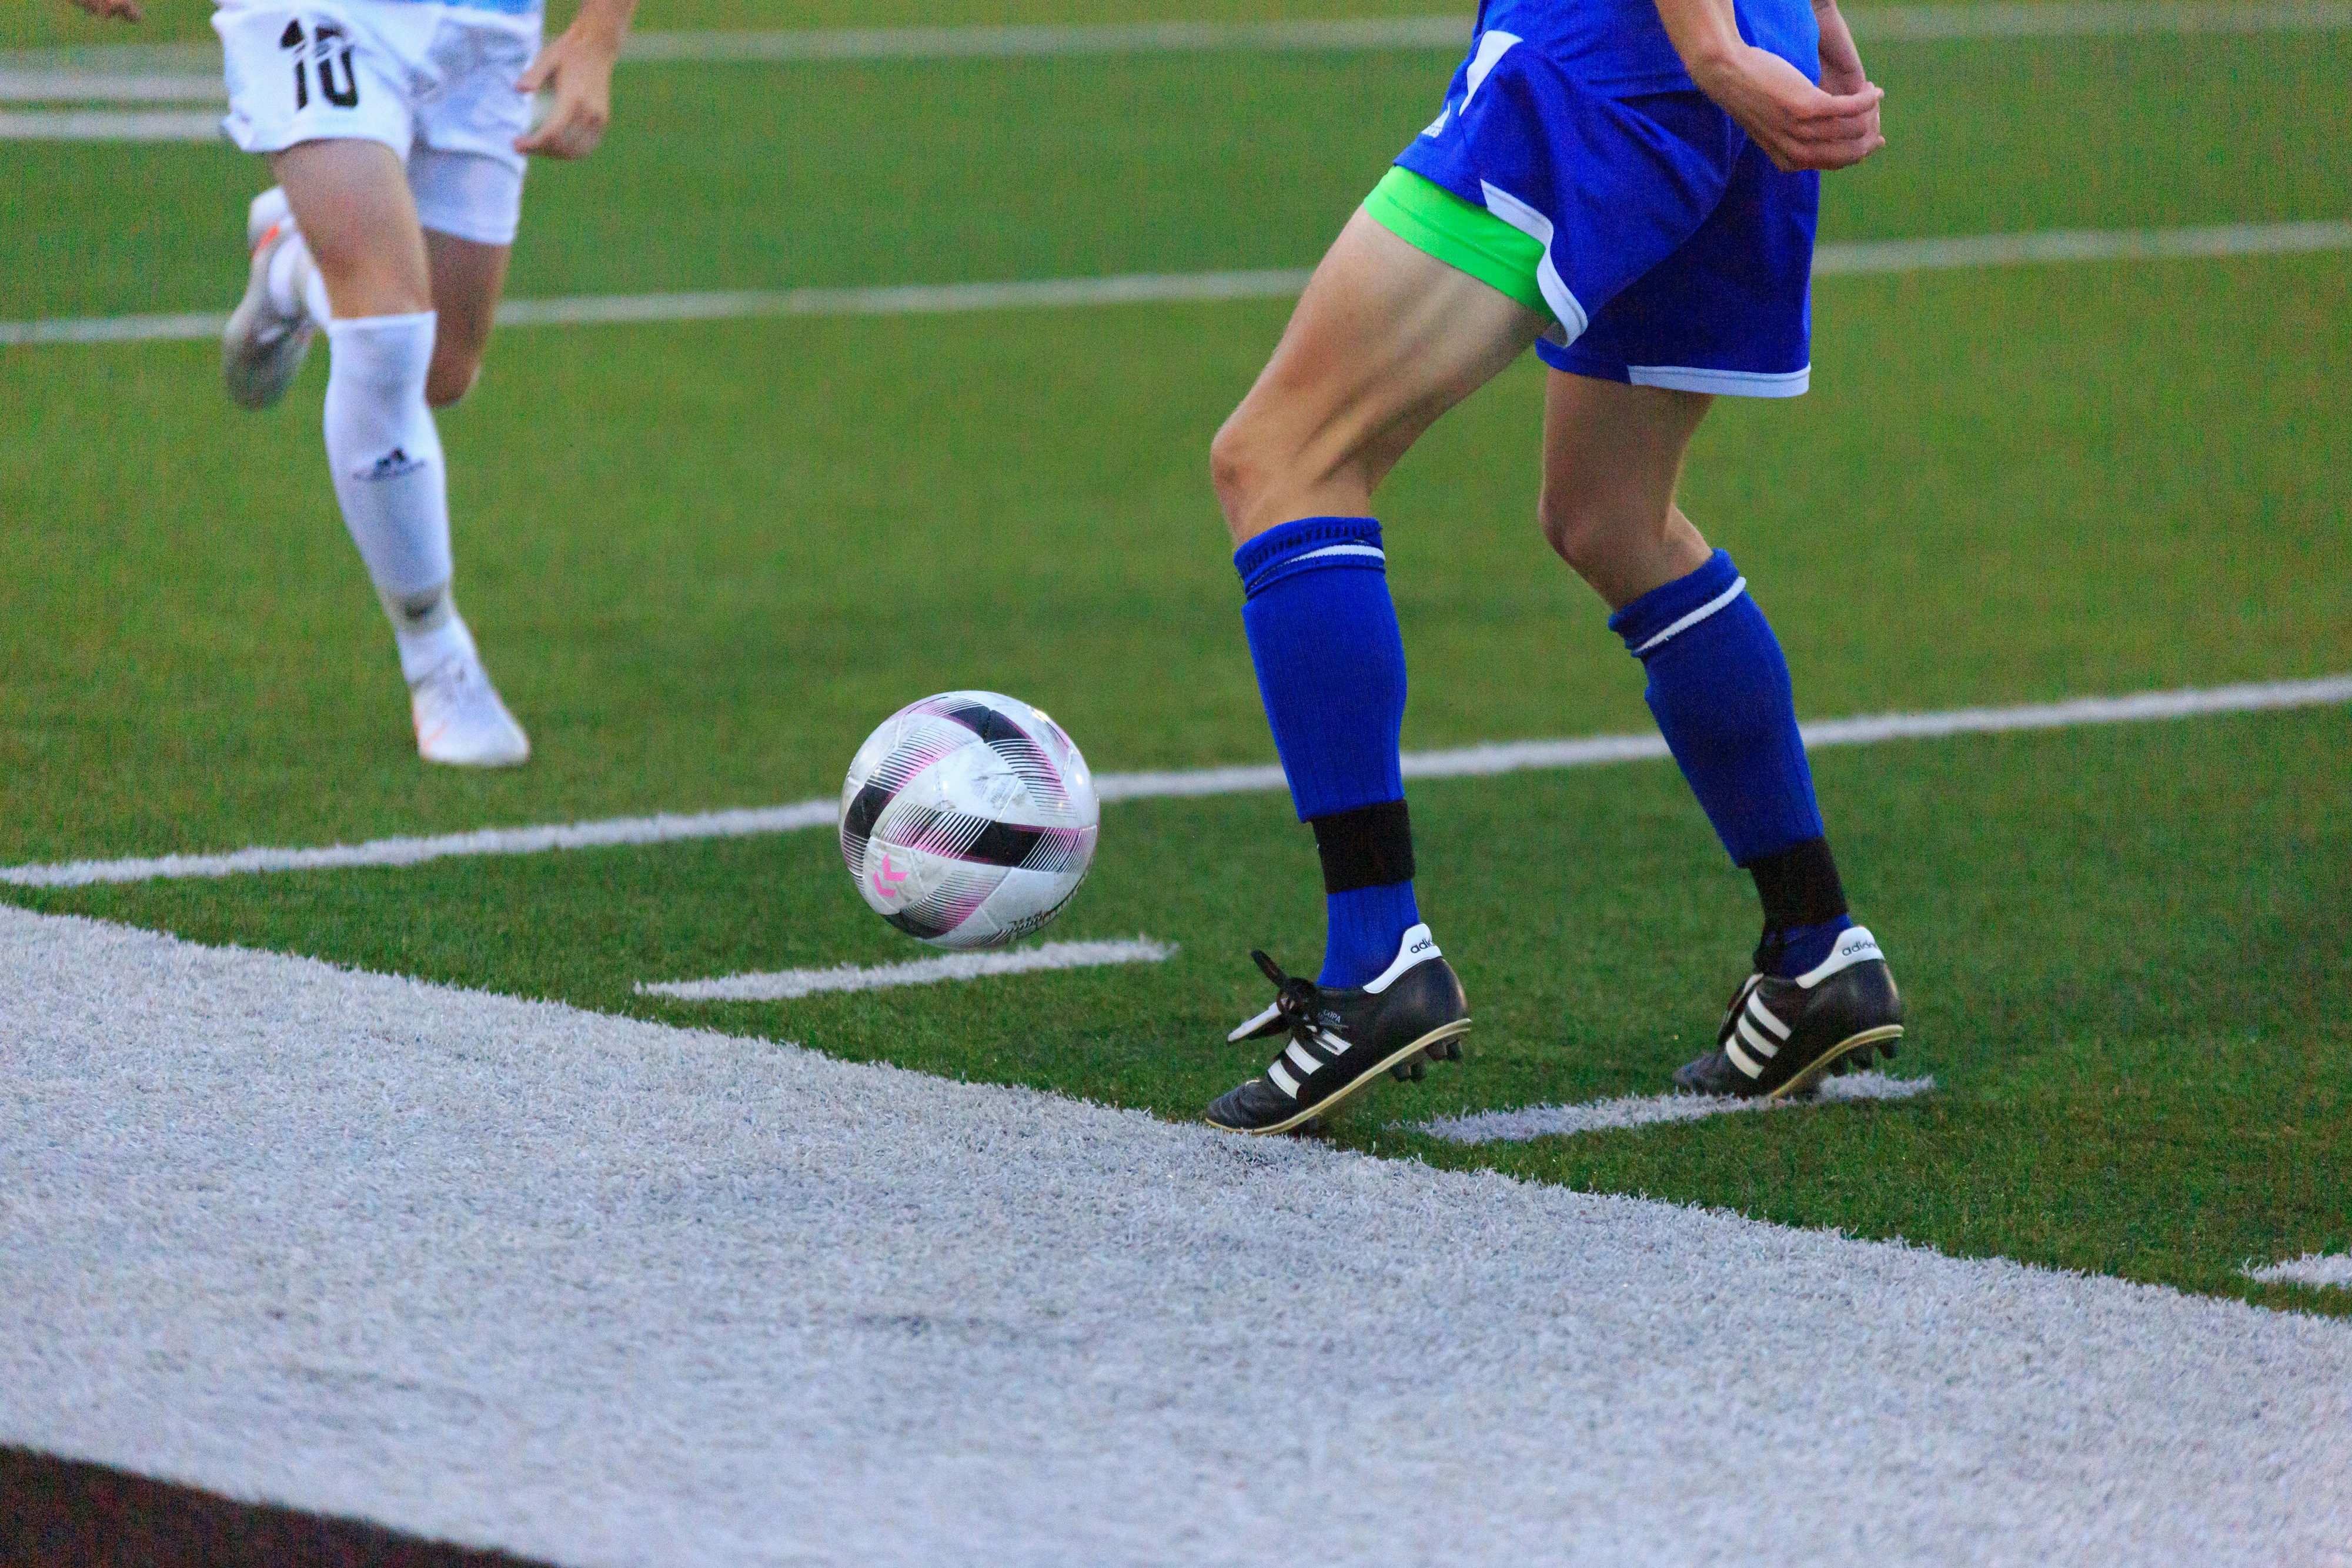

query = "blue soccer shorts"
[{"left": 1377, "top": 29, "right": 1820, "bottom": 397}]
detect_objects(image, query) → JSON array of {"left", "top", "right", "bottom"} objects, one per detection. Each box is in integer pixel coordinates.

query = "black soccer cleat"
[
  {"left": 1205, "top": 924, "right": 1471, "bottom": 1136},
  {"left": 1673, "top": 925, "right": 1904, "bottom": 1100}
]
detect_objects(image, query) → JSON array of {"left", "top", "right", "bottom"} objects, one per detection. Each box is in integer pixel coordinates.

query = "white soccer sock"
[
  {"left": 379, "top": 581, "right": 477, "bottom": 686},
  {"left": 322, "top": 311, "right": 469, "bottom": 684}
]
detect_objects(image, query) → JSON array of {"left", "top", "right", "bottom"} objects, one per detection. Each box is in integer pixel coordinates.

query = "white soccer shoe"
[
  {"left": 222, "top": 188, "right": 318, "bottom": 411},
  {"left": 410, "top": 654, "right": 532, "bottom": 768}
]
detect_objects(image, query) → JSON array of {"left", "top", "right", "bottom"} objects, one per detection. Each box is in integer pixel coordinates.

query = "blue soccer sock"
[
  {"left": 1237, "top": 516, "right": 1422, "bottom": 989},
  {"left": 1609, "top": 550, "right": 1851, "bottom": 978}
]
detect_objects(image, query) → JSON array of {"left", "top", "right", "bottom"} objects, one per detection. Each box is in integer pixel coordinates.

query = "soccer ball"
[{"left": 839, "top": 691, "right": 1101, "bottom": 951}]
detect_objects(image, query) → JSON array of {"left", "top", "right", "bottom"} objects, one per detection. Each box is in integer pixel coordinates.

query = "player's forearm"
[
  {"left": 1648, "top": 0, "right": 1752, "bottom": 91},
  {"left": 1812, "top": 0, "right": 1867, "bottom": 79},
  {"left": 563, "top": 0, "right": 639, "bottom": 53}
]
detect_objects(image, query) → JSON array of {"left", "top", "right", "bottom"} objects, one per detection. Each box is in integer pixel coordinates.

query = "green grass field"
[{"left": 5, "top": 5, "right": 2348, "bottom": 1316}]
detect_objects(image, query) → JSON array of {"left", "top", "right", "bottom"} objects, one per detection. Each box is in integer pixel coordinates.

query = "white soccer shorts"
[{"left": 215, "top": 0, "right": 541, "bottom": 246}]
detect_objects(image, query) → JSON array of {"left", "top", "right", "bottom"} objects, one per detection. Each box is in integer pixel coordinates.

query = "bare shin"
[
  {"left": 422, "top": 230, "right": 511, "bottom": 407},
  {"left": 1538, "top": 372, "right": 1716, "bottom": 609}
]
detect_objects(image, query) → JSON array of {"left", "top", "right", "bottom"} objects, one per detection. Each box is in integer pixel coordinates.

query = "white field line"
[
  {"left": 620, "top": 15, "right": 1468, "bottom": 63},
  {"left": 0, "top": 801, "right": 838, "bottom": 891},
  {"left": 4, "top": 674, "right": 2344, "bottom": 892},
  {"left": 9, "top": 219, "right": 2350, "bottom": 346},
  {"left": 1855, "top": 0, "right": 2352, "bottom": 32},
  {"left": 4, "top": 0, "right": 2346, "bottom": 89},
  {"left": 1813, "top": 220, "right": 2352, "bottom": 274},
  {"left": 0, "top": 70, "right": 222, "bottom": 102},
  {"left": 2244, "top": 1252, "right": 2352, "bottom": 1290},
  {"left": 0, "top": 108, "right": 219, "bottom": 140},
  {"left": 1418, "top": 1072, "right": 1937, "bottom": 1144},
  {"left": 640, "top": 937, "right": 1174, "bottom": 1002}
]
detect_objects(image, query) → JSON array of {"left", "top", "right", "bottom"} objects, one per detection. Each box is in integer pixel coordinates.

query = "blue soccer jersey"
[{"left": 1475, "top": 0, "right": 1820, "bottom": 94}]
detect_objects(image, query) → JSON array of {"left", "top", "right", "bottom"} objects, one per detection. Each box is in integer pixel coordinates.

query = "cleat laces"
[{"left": 1250, "top": 951, "right": 1344, "bottom": 1057}]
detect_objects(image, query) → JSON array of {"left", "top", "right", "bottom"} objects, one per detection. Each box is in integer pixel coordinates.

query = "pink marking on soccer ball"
[{"left": 868, "top": 852, "right": 908, "bottom": 900}]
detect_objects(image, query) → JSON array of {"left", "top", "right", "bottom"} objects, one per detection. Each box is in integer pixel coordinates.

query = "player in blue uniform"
[{"left": 1207, "top": 0, "right": 1904, "bottom": 1132}]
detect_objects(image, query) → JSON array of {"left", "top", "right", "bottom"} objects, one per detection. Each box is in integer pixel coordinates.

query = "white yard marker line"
[
  {"left": 4, "top": 674, "right": 2345, "bottom": 892},
  {"left": 0, "top": 801, "right": 838, "bottom": 891},
  {"left": 0, "top": 70, "right": 222, "bottom": 102},
  {"left": 1419, "top": 1072, "right": 1936, "bottom": 1144},
  {"left": 1813, "top": 219, "right": 2352, "bottom": 274},
  {"left": 0, "top": 108, "right": 219, "bottom": 141},
  {"left": 494, "top": 268, "right": 1315, "bottom": 329},
  {"left": 4, "top": 0, "right": 2344, "bottom": 87},
  {"left": 640, "top": 937, "right": 1174, "bottom": 1002},
  {"left": 1853, "top": 0, "right": 2352, "bottom": 35},
  {"left": 9, "top": 220, "right": 2347, "bottom": 344},
  {"left": 2244, "top": 1252, "right": 2352, "bottom": 1290},
  {"left": 621, "top": 15, "right": 1469, "bottom": 63}
]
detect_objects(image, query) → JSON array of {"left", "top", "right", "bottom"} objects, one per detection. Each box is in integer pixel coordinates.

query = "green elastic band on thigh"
[{"left": 1362, "top": 166, "right": 1552, "bottom": 319}]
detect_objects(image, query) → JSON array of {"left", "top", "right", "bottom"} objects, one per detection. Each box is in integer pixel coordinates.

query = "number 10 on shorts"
[{"left": 278, "top": 19, "right": 360, "bottom": 111}]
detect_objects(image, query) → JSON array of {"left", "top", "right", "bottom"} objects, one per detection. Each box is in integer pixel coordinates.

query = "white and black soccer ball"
[{"left": 839, "top": 691, "right": 1100, "bottom": 951}]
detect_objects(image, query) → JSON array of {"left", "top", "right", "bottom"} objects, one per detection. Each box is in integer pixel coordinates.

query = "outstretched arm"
[
  {"left": 514, "top": 0, "right": 640, "bottom": 161},
  {"left": 1651, "top": 0, "right": 1885, "bottom": 172}
]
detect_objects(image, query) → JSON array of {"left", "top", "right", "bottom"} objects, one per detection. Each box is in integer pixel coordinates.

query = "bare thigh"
[
  {"left": 1210, "top": 208, "right": 1549, "bottom": 546},
  {"left": 422, "top": 229, "right": 510, "bottom": 407},
  {"left": 1539, "top": 370, "right": 1716, "bottom": 610},
  {"left": 270, "top": 138, "right": 430, "bottom": 320},
  {"left": 268, "top": 141, "right": 509, "bottom": 405}
]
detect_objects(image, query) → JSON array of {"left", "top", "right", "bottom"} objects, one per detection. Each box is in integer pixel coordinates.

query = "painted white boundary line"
[
  {"left": 1856, "top": 0, "right": 2352, "bottom": 32},
  {"left": 5, "top": 0, "right": 2346, "bottom": 86},
  {"left": 0, "top": 108, "right": 219, "bottom": 140},
  {"left": 15, "top": 905, "right": 2352, "bottom": 1565},
  {"left": 5, "top": 674, "right": 2345, "bottom": 892},
  {"left": 10, "top": 219, "right": 2350, "bottom": 345},
  {"left": 0, "top": 801, "right": 838, "bottom": 890},
  {"left": 0, "top": 69, "right": 221, "bottom": 101},
  {"left": 623, "top": 15, "right": 1467, "bottom": 62},
  {"left": 1418, "top": 1072, "right": 1937, "bottom": 1143},
  {"left": 0, "top": 270, "right": 1314, "bottom": 344},
  {"left": 1813, "top": 219, "right": 2352, "bottom": 274},
  {"left": 640, "top": 936, "right": 1174, "bottom": 1002},
  {"left": 2245, "top": 1252, "right": 2352, "bottom": 1290}
]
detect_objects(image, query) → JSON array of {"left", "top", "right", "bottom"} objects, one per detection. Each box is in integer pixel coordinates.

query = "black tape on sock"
[
  {"left": 1745, "top": 835, "right": 1850, "bottom": 930},
  {"left": 1309, "top": 800, "right": 1416, "bottom": 895}
]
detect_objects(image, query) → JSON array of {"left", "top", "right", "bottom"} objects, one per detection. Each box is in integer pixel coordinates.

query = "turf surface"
[{"left": 5, "top": 9, "right": 2348, "bottom": 1313}]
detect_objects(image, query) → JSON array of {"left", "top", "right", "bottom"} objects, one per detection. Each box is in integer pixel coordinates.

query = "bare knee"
[
  {"left": 1209, "top": 411, "right": 1279, "bottom": 545},
  {"left": 1539, "top": 480, "right": 1711, "bottom": 609},
  {"left": 1538, "top": 479, "right": 1623, "bottom": 580}
]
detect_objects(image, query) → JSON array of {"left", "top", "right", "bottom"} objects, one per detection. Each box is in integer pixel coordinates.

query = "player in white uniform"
[{"left": 66, "top": 0, "right": 638, "bottom": 765}]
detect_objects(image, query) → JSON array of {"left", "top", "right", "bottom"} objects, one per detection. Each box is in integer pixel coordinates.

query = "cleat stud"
[
  {"left": 1411, "top": 1059, "right": 1427, "bottom": 1081},
  {"left": 1881, "top": 1040, "right": 1899, "bottom": 1059},
  {"left": 1390, "top": 1062, "right": 1412, "bottom": 1082}
]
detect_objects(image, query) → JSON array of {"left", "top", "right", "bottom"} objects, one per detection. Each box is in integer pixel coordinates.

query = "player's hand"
[
  {"left": 1691, "top": 43, "right": 1884, "bottom": 172},
  {"left": 64, "top": 0, "right": 144, "bottom": 23},
  {"left": 514, "top": 23, "right": 621, "bottom": 161}
]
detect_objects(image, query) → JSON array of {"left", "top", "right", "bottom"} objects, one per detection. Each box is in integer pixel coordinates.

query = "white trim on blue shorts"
[
  {"left": 1626, "top": 364, "right": 1812, "bottom": 397},
  {"left": 1476, "top": 179, "right": 1591, "bottom": 337}
]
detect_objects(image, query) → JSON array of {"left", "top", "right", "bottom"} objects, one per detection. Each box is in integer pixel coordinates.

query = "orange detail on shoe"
[{"left": 252, "top": 222, "right": 284, "bottom": 257}]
